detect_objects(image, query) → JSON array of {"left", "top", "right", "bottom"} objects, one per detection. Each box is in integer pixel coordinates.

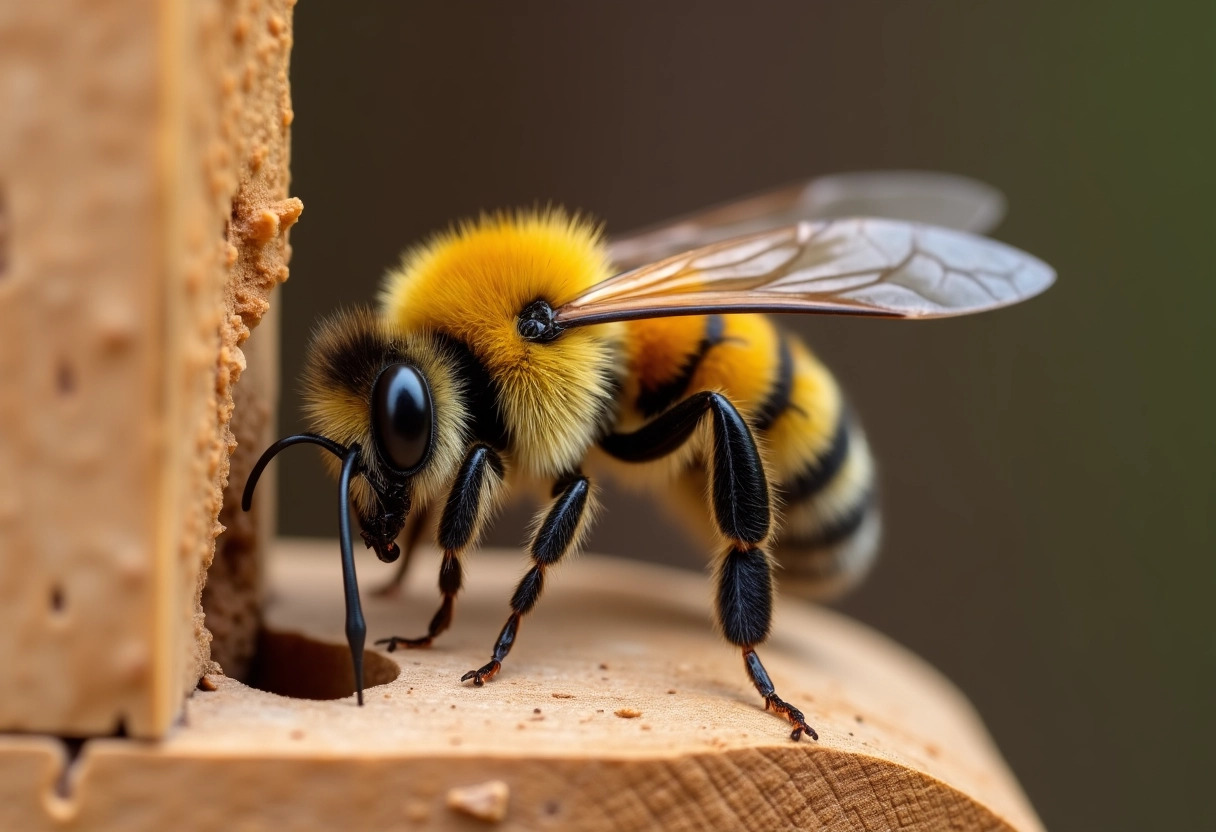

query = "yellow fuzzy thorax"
[{"left": 379, "top": 211, "right": 625, "bottom": 477}]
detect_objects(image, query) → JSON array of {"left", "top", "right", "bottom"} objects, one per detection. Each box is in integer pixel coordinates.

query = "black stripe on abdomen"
[
  {"left": 782, "top": 492, "right": 873, "bottom": 550},
  {"left": 776, "top": 412, "right": 850, "bottom": 504},
  {"left": 752, "top": 334, "right": 793, "bottom": 432},
  {"left": 635, "top": 315, "right": 725, "bottom": 418}
]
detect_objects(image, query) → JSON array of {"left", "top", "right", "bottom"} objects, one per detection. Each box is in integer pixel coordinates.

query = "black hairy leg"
[
  {"left": 376, "top": 444, "right": 503, "bottom": 651},
  {"left": 722, "top": 540, "right": 817, "bottom": 740},
  {"left": 603, "top": 391, "right": 815, "bottom": 741},
  {"left": 371, "top": 502, "right": 432, "bottom": 598},
  {"left": 601, "top": 391, "right": 770, "bottom": 545},
  {"left": 462, "top": 473, "right": 591, "bottom": 686}
]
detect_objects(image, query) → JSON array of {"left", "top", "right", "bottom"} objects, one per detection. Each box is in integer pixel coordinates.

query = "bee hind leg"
[
  {"left": 743, "top": 645, "right": 817, "bottom": 741},
  {"left": 462, "top": 472, "right": 593, "bottom": 685},
  {"left": 376, "top": 443, "right": 504, "bottom": 651},
  {"left": 602, "top": 391, "right": 816, "bottom": 741}
]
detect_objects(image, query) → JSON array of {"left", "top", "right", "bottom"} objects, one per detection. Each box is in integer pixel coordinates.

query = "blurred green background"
[{"left": 276, "top": 3, "right": 1214, "bottom": 828}]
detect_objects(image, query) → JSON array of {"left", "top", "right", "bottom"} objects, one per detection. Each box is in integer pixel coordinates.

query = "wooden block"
[
  {"left": 0, "top": 0, "right": 298, "bottom": 737},
  {"left": 0, "top": 540, "right": 1043, "bottom": 831}
]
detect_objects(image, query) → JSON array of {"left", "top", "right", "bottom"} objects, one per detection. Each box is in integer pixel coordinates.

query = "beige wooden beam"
[
  {"left": 0, "top": 541, "right": 1042, "bottom": 831},
  {"left": 0, "top": 0, "right": 298, "bottom": 737}
]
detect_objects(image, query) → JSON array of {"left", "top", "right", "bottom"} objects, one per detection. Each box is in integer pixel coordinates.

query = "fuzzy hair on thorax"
[{"left": 378, "top": 210, "right": 626, "bottom": 478}]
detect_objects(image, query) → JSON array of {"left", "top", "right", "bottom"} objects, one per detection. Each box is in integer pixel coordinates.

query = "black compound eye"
[{"left": 371, "top": 364, "right": 433, "bottom": 473}]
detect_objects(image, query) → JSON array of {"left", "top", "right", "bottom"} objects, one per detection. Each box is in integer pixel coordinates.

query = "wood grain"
[{"left": 0, "top": 539, "right": 1041, "bottom": 831}]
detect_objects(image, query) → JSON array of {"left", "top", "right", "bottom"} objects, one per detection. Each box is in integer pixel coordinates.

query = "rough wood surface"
[
  {"left": 0, "top": 539, "right": 1041, "bottom": 831},
  {"left": 0, "top": 0, "right": 297, "bottom": 737}
]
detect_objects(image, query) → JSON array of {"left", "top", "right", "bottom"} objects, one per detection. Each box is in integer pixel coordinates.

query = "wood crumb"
[
  {"left": 446, "top": 780, "right": 509, "bottom": 823},
  {"left": 614, "top": 708, "right": 642, "bottom": 719},
  {"left": 247, "top": 208, "right": 280, "bottom": 243},
  {"left": 551, "top": 692, "right": 574, "bottom": 699}
]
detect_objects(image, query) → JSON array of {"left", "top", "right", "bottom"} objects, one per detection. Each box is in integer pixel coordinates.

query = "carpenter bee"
[{"left": 244, "top": 171, "right": 1051, "bottom": 740}]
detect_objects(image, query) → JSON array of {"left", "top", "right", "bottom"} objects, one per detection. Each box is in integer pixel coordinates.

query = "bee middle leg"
[
  {"left": 376, "top": 443, "right": 504, "bottom": 651},
  {"left": 461, "top": 472, "right": 593, "bottom": 686},
  {"left": 601, "top": 391, "right": 817, "bottom": 741}
]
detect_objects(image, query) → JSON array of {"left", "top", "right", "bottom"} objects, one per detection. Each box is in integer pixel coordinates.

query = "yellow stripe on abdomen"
[{"left": 764, "top": 340, "right": 879, "bottom": 600}]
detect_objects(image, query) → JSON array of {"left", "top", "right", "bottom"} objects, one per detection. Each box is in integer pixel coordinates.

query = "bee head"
[{"left": 244, "top": 308, "right": 466, "bottom": 561}]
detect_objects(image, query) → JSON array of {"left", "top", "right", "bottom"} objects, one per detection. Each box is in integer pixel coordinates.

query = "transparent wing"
[
  {"left": 556, "top": 218, "right": 1054, "bottom": 327},
  {"left": 606, "top": 171, "right": 1007, "bottom": 271}
]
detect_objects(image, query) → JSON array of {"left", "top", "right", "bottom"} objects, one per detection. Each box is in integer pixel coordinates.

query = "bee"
[{"left": 243, "top": 171, "right": 1052, "bottom": 741}]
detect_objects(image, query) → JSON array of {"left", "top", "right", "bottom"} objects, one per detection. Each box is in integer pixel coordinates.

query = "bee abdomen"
[
  {"left": 758, "top": 334, "right": 881, "bottom": 601},
  {"left": 635, "top": 315, "right": 727, "bottom": 418}
]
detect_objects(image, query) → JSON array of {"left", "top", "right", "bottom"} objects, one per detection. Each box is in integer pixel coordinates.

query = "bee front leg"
[
  {"left": 376, "top": 443, "right": 504, "bottom": 651},
  {"left": 462, "top": 472, "right": 593, "bottom": 686},
  {"left": 601, "top": 391, "right": 816, "bottom": 742}
]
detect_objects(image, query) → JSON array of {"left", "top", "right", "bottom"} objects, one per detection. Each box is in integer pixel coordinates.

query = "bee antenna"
[
  {"left": 241, "top": 434, "right": 350, "bottom": 512},
  {"left": 241, "top": 433, "right": 369, "bottom": 706},
  {"left": 337, "top": 443, "right": 367, "bottom": 707}
]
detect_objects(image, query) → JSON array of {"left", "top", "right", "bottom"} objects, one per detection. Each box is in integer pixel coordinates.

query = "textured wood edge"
[
  {"left": 0, "top": 541, "right": 1042, "bottom": 831},
  {"left": 0, "top": 0, "right": 297, "bottom": 738},
  {"left": 0, "top": 739, "right": 1026, "bottom": 831}
]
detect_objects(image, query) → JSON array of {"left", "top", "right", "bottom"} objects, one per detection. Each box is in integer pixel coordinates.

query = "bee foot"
[
  {"left": 765, "top": 694, "right": 818, "bottom": 742},
  {"left": 460, "top": 661, "right": 502, "bottom": 686},
  {"left": 375, "top": 635, "right": 433, "bottom": 651}
]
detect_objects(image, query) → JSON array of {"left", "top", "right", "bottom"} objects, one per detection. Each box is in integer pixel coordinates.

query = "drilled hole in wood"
[
  {"left": 246, "top": 628, "right": 399, "bottom": 700},
  {"left": 56, "top": 361, "right": 75, "bottom": 395}
]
